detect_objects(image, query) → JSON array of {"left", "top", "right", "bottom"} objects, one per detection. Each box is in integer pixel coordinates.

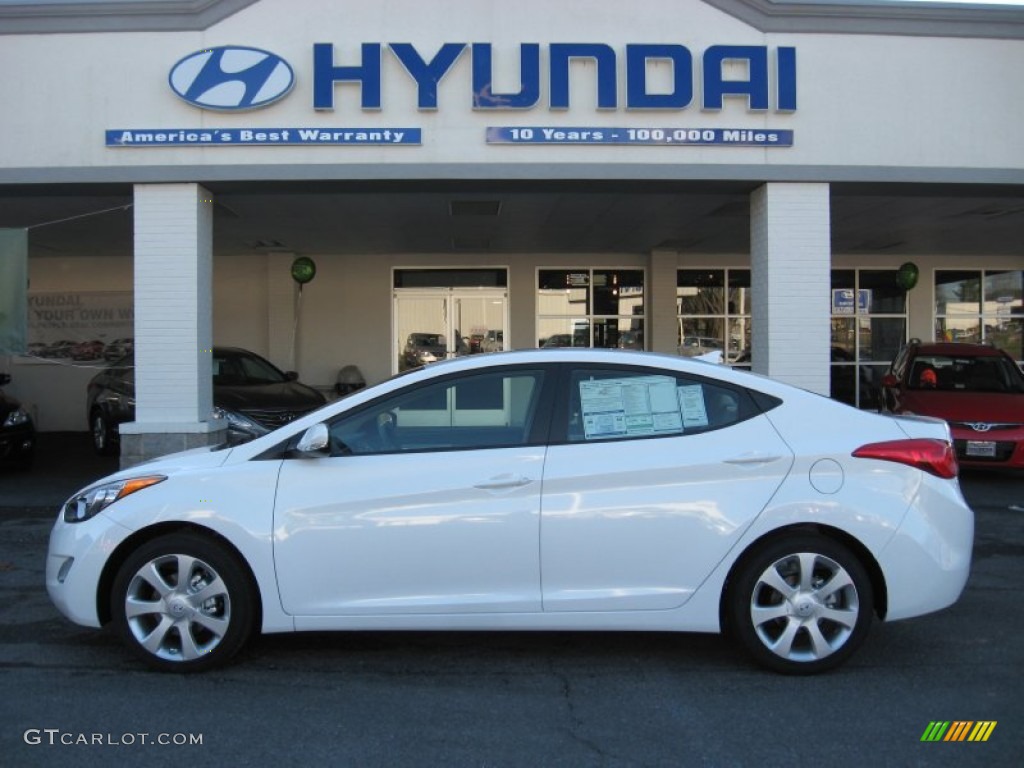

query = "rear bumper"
[{"left": 878, "top": 477, "right": 974, "bottom": 621}]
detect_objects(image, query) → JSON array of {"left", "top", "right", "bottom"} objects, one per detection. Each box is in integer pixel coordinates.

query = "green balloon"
[
  {"left": 896, "top": 262, "right": 919, "bottom": 291},
  {"left": 291, "top": 257, "right": 316, "bottom": 285}
]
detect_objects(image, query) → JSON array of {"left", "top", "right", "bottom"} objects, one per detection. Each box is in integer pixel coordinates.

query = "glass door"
[{"left": 394, "top": 288, "right": 507, "bottom": 374}]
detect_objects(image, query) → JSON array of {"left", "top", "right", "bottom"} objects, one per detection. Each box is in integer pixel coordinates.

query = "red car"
[{"left": 880, "top": 341, "right": 1024, "bottom": 469}]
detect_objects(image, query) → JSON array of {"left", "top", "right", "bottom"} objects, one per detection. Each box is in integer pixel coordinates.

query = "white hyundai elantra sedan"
[{"left": 47, "top": 349, "right": 973, "bottom": 674}]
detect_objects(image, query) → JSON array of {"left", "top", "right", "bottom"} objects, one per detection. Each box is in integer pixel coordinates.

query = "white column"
[
  {"left": 750, "top": 183, "right": 831, "bottom": 395},
  {"left": 120, "top": 183, "right": 225, "bottom": 466}
]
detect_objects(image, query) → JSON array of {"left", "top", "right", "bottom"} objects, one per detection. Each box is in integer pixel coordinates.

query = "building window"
[
  {"left": 676, "top": 269, "right": 751, "bottom": 365},
  {"left": 537, "top": 269, "right": 645, "bottom": 349},
  {"left": 935, "top": 270, "right": 1023, "bottom": 361},
  {"left": 831, "top": 269, "right": 907, "bottom": 409}
]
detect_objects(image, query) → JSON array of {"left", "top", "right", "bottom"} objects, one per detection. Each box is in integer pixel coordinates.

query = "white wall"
[
  {"left": 0, "top": 0, "right": 1020, "bottom": 176},
  {"left": 8, "top": 248, "right": 1020, "bottom": 430}
]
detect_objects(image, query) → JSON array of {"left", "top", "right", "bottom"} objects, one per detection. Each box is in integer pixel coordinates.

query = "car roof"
[{"left": 909, "top": 342, "right": 1005, "bottom": 358}]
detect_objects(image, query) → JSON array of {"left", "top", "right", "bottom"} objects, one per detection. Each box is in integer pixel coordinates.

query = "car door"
[
  {"left": 273, "top": 366, "right": 553, "bottom": 617},
  {"left": 540, "top": 364, "right": 793, "bottom": 612}
]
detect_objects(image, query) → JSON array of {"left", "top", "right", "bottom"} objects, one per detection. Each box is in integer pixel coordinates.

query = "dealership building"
[{"left": 0, "top": 0, "right": 1021, "bottom": 465}]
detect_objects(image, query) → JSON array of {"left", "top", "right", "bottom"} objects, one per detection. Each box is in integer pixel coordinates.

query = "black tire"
[
  {"left": 726, "top": 535, "right": 874, "bottom": 675},
  {"left": 91, "top": 409, "right": 117, "bottom": 456},
  {"left": 110, "top": 533, "right": 257, "bottom": 673}
]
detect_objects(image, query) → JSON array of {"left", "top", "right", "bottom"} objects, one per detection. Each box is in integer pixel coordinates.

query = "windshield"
[
  {"left": 909, "top": 354, "right": 1024, "bottom": 393},
  {"left": 212, "top": 350, "right": 288, "bottom": 386}
]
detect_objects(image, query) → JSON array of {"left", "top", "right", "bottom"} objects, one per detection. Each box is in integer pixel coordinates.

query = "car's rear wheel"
[
  {"left": 91, "top": 409, "right": 117, "bottom": 456},
  {"left": 727, "top": 535, "right": 874, "bottom": 675},
  {"left": 111, "top": 533, "right": 256, "bottom": 672}
]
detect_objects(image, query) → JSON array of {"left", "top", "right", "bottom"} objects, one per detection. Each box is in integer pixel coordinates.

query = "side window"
[
  {"left": 327, "top": 369, "right": 545, "bottom": 455},
  {"left": 566, "top": 368, "right": 754, "bottom": 443}
]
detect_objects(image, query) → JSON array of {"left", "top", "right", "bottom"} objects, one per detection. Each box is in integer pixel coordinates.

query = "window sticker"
[
  {"left": 678, "top": 384, "right": 709, "bottom": 428},
  {"left": 579, "top": 376, "right": 684, "bottom": 440}
]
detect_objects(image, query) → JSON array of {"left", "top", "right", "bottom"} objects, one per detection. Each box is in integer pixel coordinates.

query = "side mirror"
[
  {"left": 284, "top": 371, "right": 299, "bottom": 382},
  {"left": 881, "top": 373, "right": 899, "bottom": 389},
  {"left": 295, "top": 423, "right": 329, "bottom": 456},
  {"left": 0, "top": 373, "right": 10, "bottom": 386}
]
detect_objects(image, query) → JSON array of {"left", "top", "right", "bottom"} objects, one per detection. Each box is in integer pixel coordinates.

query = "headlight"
[
  {"left": 3, "top": 408, "right": 30, "bottom": 427},
  {"left": 212, "top": 407, "right": 268, "bottom": 437},
  {"left": 62, "top": 476, "right": 165, "bottom": 523}
]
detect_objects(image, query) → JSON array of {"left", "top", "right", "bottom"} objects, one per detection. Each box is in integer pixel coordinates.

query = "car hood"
[
  {"left": 901, "top": 391, "right": 1024, "bottom": 423},
  {"left": 214, "top": 382, "right": 325, "bottom": 411},
  {"left": 85, "top": 444, "right": 235, "bottom": 488}
]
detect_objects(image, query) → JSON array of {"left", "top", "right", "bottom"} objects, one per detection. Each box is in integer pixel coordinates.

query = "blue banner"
[
  {"left": 0, "top": 229, "right": 28, "bottom": 355},
  {"left": 486, "top": 126, "right": 793, "bottom": 147},
  {"left": 107, "top": 128, "right": 421, "bottom": 146}
]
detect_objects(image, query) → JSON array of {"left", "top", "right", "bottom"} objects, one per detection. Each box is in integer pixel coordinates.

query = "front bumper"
[
  {"left": 0, "top": 423, "right": 34, "bottom": 463},
  {"left": 46, "top": 513, "right": 134, "bottom": 628}
]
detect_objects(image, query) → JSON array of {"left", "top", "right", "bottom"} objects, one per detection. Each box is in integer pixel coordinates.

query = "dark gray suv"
[{"left": 86, "top": 347, "right": 326, "bottom": 455}]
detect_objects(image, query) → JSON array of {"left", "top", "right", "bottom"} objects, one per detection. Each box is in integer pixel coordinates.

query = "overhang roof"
[{"left": 0, "top": 0, "right": 1023, "bottom": 38}]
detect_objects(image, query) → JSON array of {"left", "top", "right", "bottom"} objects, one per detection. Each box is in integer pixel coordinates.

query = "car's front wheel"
[
  {"left": 110, "top": 533, "right": 256, "bottom": 672},
  {"left": 90, "top": 409, "right": 117, "bottom": 456},
  {"left": 727, "top": 535, "right": 874, "bottom": 675}
]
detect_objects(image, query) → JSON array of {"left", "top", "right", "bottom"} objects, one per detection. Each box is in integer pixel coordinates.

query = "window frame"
[
  {"left": 278, "top": 364, "right": 559, "bottom": 458},
  {"left": 829, "top": 267, "right": 908, "bottom": 409},
  {"left": 675, "top": 267, "right": 752, "bottom": 366},
  {"left": 536, "top": 267, "right": 647, "bottom": 351},
  {"left": 934, "top": 268, "right": 1023, "bottom": 362}
]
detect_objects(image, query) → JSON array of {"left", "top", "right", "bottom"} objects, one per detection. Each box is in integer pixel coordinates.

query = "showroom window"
[
  {"left": 830, "top": 270, "right": 907, "bottom": 409},
  {"left": 935, "top": 270, "right": 1023, "bottom": 361},
  {"left": 537, "top": 269, "right": 645, "bottom": 349},
  {"left": 676, "top": 269, "right": 751, "bottom": 365}
]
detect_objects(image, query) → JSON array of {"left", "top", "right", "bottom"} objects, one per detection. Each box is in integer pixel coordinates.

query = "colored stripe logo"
[{"left": 921, "top": 721, "right": 997, "bottom": 742}]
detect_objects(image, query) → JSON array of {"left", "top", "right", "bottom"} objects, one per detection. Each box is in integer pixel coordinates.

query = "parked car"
[
  {"left": 678, "top": 336, "right": 723, "bottom": 357},
  {"left": 400, "top": 332, "right": 447, "bottom": 370},
  {"left": 41, "top": 339, "right": 76, "bottom": 358},
  {"left": 481, "top": 330, "right": 504, "bottom": 353},
  {"left": 0, "top": 373, "right": 35, "bottom": 469},
  {"left": 86, "top": 347, "right": 327, "bottom": 455},
  {"left": 541, "top": 333, "right": 588, "bottom": 348},
  {"left": 879, "top": 340, "right": 1024, "bottom": 469},
  {"left": 104, "top": 337, "right": 134, "bottom": 361},
  {"left": 71, "top": 339, "right": 105, "bottom": 361},
  {"left": 50, "top": 349, "right": 971, "bottom": 674}
]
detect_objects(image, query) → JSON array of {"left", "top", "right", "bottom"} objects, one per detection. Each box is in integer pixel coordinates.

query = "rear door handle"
[
  {"left": 723, "top": 453, "right": 783, "bottom": 466},
  {"left": 474, "top": 474, "right": 533, "bottom": 491}
]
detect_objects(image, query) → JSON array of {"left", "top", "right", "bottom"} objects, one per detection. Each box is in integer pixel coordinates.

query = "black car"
[
  {"left": 86, "top": 347, "right": 327, "bottom": 455},
  {"left": 0, "top": 373, "right": 35, "bottom": 469}
]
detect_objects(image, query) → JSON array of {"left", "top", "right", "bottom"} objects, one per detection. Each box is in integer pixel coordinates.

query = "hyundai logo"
[
  {"left": 169, "top": 46, "right": 294, "bottom": 111},
  {"left": 968, "top": 423, "right": 992, "bottom": 433}
]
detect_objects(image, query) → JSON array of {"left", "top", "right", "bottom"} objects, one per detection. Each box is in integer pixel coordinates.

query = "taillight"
[{"left": 852, "top": 438, "right": 958, "bottom": 479}]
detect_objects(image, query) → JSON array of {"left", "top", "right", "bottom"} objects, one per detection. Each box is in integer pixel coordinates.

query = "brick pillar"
[
  {"left": 750, "top": 183, "right": 831, "bottom": 395},
  {"left": 120, "top": 183, "right": 226, "bottom": 468}
]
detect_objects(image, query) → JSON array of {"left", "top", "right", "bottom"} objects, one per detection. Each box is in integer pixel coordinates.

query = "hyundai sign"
[
  {"left": 168, "top": 46, "right": 295, "bottom": 111},
  {"left": 109, "top": 41, "right": 797, "bottom": 149}
]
